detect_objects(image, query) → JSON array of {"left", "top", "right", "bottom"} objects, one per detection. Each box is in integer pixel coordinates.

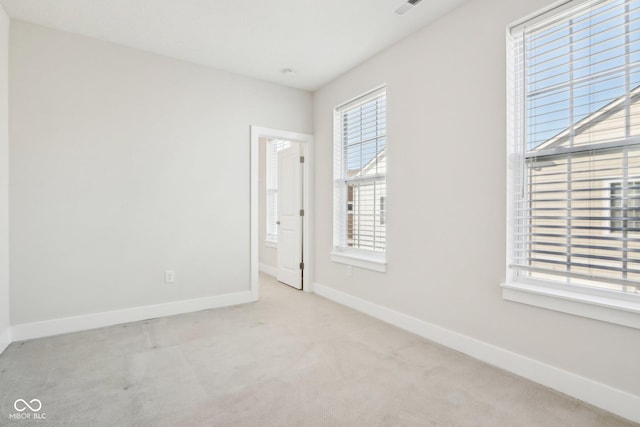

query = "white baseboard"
[
  {"left": 11, "top": 291, "right": 253, "bottom": 342},
  {"left": 259, "top": 263, "right": 278, "bottom": 278},
  {"left": 313, "top": 282, "right": 640, "bottom": 424},
  {"left": 0, "top": 327, "right": 10, "bottom": 355}
]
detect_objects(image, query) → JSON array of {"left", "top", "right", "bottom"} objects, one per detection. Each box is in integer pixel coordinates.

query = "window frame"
[
  {"left": 609, "top": 180, "right": 640, "bottom": 232},
  {"left": 331, "top": 86, "right": 387, "bottom": 272},
  {"left": 504, "top": 0, "right": 640, "bottom": 329}
]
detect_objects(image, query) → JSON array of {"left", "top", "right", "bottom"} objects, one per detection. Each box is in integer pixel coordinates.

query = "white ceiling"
[{"left": 0, "top": 0, "right": 467, "bottom": 91}]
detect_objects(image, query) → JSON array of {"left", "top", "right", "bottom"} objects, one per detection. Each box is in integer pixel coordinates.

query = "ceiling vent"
[{"left": 395, "top": 0, "right": 423, "bottom": 15}]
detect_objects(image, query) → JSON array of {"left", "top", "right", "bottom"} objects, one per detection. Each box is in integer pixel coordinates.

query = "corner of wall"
[
  {"left": 0, "top": 2, "right": 11, "bottom": 356},
  {"left": 0, "top": 327, "right": 10, "bottom": 355},
  {"left": 258, "top": 263, "right": 277, "bottom": 278}
]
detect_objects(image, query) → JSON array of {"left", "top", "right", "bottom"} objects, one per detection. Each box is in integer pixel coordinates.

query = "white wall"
[
  {"left": 258, "top": 137, "right": 277, "bottom": 271},
  {"left": 0, "top": 5, "right": 9, "bottom": 352},
  {"left": 313, "top": 0, "right": 640, "bottom": 400},
  {"left": 9, "top": 21, "right": 312, "bottom": 324}
]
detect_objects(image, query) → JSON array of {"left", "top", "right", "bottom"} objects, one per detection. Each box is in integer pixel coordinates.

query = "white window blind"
[
  {"left": 334, "top": 88, "right": 387, "bottom": 254},
  {"left": 266, "top": 138, "right": 290, "bottom": 243},
  {"left": 509, "top": 0, "right": 640, "bottom": 294}
]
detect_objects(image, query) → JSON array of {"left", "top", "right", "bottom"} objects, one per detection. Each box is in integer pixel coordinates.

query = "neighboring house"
[
  {"left": 525, "top": 86, "right": 640, "bottom": 292},
  {"left": 347, "top": 148, "right": 386, "bottom": 252}
]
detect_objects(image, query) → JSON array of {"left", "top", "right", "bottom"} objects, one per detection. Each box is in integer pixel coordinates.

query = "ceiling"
[{"left": 0, "top": 0, "right": 467, "bottom": 91}]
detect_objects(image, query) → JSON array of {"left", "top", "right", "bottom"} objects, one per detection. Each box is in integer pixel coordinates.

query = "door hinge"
[
  {"left": 300, "top": 262, "right": 304, "bottom": 270},
  {"left": 300, "top": 156, "right": 305, "bottom": 163},
  {"left": 300, "top": 209, "right": 304, "bottom": 216}
]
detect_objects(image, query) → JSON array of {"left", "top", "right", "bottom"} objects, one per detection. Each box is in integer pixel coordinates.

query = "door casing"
[{"left": 250, "top": 126, "right": 313, "bottom": 300}]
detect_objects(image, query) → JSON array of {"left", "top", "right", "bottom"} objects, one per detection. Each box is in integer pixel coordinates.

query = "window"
[
  {"left": 265, "top": 138, "right": 290, "bottom": 244},
  {"left": 610, "top": 181, "right": 640, "bottom": 230},
  {"left": 332, "top": 87, "right": 387, "bottom": 271},
  {"left": 506, "top": 0, "right": 640, "bottom": 328}
]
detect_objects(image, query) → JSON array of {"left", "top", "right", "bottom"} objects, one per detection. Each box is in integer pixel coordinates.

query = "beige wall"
[
  {"left": 9, "top": 21, "right": 312, "bottom": 324},
  {"left": 0, "top": 5, "right": 9, "bottom": 349},
  {"left": 313, "top": 0, "right": 640, "bottom": 397}
]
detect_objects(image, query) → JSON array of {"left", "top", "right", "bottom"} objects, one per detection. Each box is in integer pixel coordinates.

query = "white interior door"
[{"left": 277, "top": 143, "right": 303, "bottom": 289}]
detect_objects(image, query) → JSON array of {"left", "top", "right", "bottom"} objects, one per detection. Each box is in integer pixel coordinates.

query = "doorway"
[{"left": 250, "top": 126, "right": 313, "bottom": 300}]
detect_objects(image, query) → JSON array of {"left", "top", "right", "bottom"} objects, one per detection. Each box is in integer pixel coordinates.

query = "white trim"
[
  {"left": 313, "top": 282, "right": 640, "bottom": 424},
  {"left": 509, "top": 0, "right": 589, "bottom": 34},
  {"left": 336, "top": 84, "right": 387, "bottom": 112},
  {"left": 0, "top": 327, "right": 10, "bottom": 355},
  {"left": 330, "top": 251, "right": 386, "bottom": 272},
  {"left": 259, "top": 263, "right": 278, "bottom": 278},
  {"left": 11, "top": 291, "right": 252, "bottom": 342},
  {"left": 502, "top": 281, "right": 640, "bottom": 330},
  {"left": 250, "top": 126, "right": 314, "bottom": 300},
  {"left": 264, "top": 240, "right": 277, "bottom": 249}
]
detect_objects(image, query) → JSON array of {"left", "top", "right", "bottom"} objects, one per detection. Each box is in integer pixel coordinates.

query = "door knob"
[{"left": 276, "top": 221, "right": 281, "bottom": 225}]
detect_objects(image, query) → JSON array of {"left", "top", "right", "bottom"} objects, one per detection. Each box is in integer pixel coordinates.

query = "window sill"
[
  {"left": 331, "top": 251, "right": 386, "bottom": 272},
  {"left": 264, "top": 240, "right": 277, "bottom": 249},
  {"left": 501, "top": 281, "right": 640, "bottom": 330}
]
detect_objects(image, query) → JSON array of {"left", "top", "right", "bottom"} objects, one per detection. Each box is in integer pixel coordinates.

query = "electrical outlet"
[
  {"left": 346, "top": 265, "right": 353, "bottom": 277},
  {"left": 165, "top": 270, "right": 175, "bottom": 284}
]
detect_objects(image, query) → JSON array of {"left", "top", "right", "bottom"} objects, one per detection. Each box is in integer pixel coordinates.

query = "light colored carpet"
[{"left": 0, "top": 273, "right": 636, "bottom": 426}]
